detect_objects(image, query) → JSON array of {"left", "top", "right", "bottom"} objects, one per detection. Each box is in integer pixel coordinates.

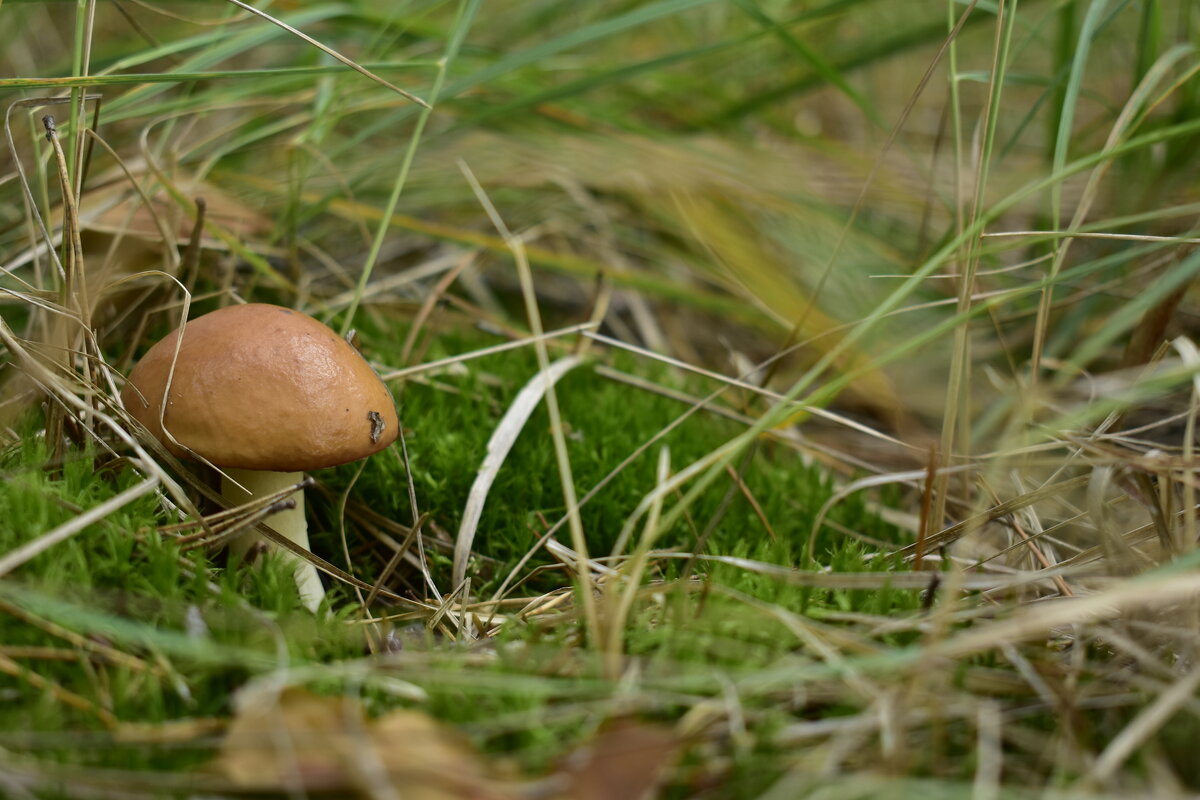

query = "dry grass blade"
[
  {"left": 0, "top": 652, "right": 117, "bottom": 729},
  {"left": 890, "top": 475, "right": 1092, "bottom": 558},
  {"left": 398, "top": 253, "right": 476, "bottom": 368},
  {"left": 809, "top": 468, "right": 931, "bottom": 562},
  {"left": 1173, "top": 336, "right": 1200, "bottom": 554},
  {"left": 251, "top": 517, "right": 433, "bottom": 610},
  {"left": 723, "top": 463, "right": 778, "bottom": 543},
  {"left": 973, "top": 701, "right": 1003, "bottom": 800},
  {"left": 177, "top": 496, "right": 303, "bottom": 553},
  {"left": 666, "top": 553, "right": 1076, "bottom": 592},
  {"left": 453, "top": 355, "right": 582, "bottom": 588},
  {"left": 4, "top": 95, "right": 98, "bottom": 285},
  {"left": 0, "top": 315, "right": 191, "bottom": 513},
  {"left": 381, "top": 323, "right": 596, "bottom": 381},
  {"left": 221, "top": 0, "right": 429, "bottom": 107},
  {"left": 984, "top": 230, "right": 1200, "bottom": 245},
  {"left": 0, "top": 476, "right": 159, "bottom": 577},
  {"left": 459, "top": 158, "right": 598, "bottom": 645},
  {"left": 1088, "top": 661, "right": 1200, "bottom": 785},
  {"left": 584, "top": 330, "right": 916, "bottom": 452},
  {"left": 937, "top": 568, "right": 1200, "bottom": 660},
  {"left": 0, "top": 597, "right": 153, "bottom": 673}
]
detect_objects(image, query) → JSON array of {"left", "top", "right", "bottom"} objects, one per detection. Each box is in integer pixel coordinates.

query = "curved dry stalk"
[{"left": 452, "top": 355, "right": 582, "bottom": 588}]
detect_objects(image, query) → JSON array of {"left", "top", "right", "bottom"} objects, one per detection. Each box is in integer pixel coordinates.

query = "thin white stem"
[{"left": 221, "top": 469, "right": 324, "bottom": 612}]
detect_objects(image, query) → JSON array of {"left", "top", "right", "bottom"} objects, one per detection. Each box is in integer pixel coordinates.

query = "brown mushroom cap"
[{"left": 122, "top": 303, "right": 399, "bottom": 471}]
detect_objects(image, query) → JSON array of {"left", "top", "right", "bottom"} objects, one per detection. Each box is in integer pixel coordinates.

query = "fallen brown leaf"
[
  {"left": 560, "top": 718, "right": 680, "bottom": 800},
  {"left": 211, "top": 687, "right": 512, "bottom": 800}
]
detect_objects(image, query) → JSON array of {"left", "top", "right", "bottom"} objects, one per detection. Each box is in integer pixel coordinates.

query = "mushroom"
[{"left": 121, "top": 303, "right": 399, "bottom": 610}]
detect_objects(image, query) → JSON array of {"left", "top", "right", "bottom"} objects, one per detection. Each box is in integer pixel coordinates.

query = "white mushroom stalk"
[{"left": 222, "top": 469, "right": 324, "bottom": 611}]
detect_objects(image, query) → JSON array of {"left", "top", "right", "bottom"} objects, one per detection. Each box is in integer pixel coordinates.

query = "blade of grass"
[
  {"left": 331, "top": 0, "right": 727, "bottom": 154},
  {"left": 101, "top": 6, "right": 349, "bottom": 117},
  {"left": 66, "top": 0, "right": 97, "bottom": 199},
  {"left": 730, "top": 0, "right": 885, "bottom": 130},
  {"left": 0, "top": 63, "right": 434, "bottom": 90},
  {"left": 641, "top": 114, "right": 1200, "bottom": 558},
  {"left": 338, "top": 0, "right": 480, "bottom": 336},
  {"left": 604, "top": 446, "right": 670, "bottom": 679},
  {"left": 459, "top": 159, "right": 599, "bottom": 649},
  {"left": 1030, "top": 0, "right": 1111, "bottom": 381},
  {"left": 221, "top": 0, "right": 429, "bottom": 107},
  {"left": 706, "top": 10, "right": 995, "bottom": 126},
  {"left": 454, "top": 0, "right": 874, "bottom": 130},
  {"left": 932, "top": 0, "right": 1018, "bottom": 558},
  {"left": 0, "top": 584, "right": 278, "bottom": 671}
]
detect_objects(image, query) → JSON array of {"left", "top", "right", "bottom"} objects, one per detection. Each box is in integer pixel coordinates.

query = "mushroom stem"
[{"left": 221, "top": 468, "right": 325, "bottom": 612}]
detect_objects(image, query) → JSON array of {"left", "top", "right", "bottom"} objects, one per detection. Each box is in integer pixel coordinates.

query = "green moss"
[
  {"left": 0, "top": 315, "right": 915, "bottom": 783},
  {"left": 316, "top": 320, "right": 903, "bottom": 599}
]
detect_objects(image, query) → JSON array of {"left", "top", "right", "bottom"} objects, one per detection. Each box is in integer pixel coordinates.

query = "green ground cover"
[{"left": 2, "top": 1, "right": 1199, "bottom": 797}]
